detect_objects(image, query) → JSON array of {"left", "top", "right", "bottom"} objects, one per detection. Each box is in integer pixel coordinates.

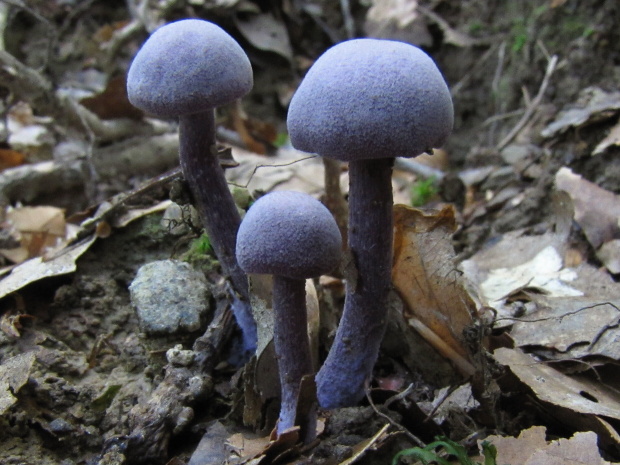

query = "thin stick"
[
  {"left": 366, "top": 386, "right": 426, "bottom": 448},
  {"left": 496, "top": 54, "right": 558, "bottom": 150}
]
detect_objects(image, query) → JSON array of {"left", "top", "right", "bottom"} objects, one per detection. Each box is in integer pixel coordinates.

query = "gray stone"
[{"left": 129, "top": 260, "right": 210, "bottom": 336}]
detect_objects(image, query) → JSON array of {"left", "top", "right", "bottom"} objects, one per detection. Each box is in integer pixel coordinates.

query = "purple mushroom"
[
  {"left": 127, "top": 19, "right": 257, "bottom": 351},
  {"left": 236, "top": 191, "right": 342, "bottom": 441},
  {"left": 287, "top": 38, "right": 453, "bottom": 408}
]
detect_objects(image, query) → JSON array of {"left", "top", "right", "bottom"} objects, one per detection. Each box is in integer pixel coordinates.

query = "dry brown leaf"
[
  {"left": 482, "top": 425, "right": 548, "bottom": 465},
  {"left": 510, "top": 296, "right": 620, "bottom": 360},
  {"left": 0, "top": 148, "right": 26, "bottom": 171},
  {"left": 541, "top": 87, "right": 620, "bottom": 139},
  {"left": 484, "top": 425, "right": 612, "bottom": 465},
  {"left": 228, "top": 147, "right": 324, "bottom": 196},
  {"left": 92, "top": 21, "right": 130, "bottom": 43},
  {"left": 80, "top": 75, "right": 143, "bottom": 121},
  {"left": 392, "top": 204, "right": 476, "bottom": 376},
  {"left": 0, "top": 206, "right": 75, "bottom": 263},
  {"left": 485, "top": 425, "right": 613, "bottom": 465},
  {"left": 0, "top": 235, "right": 96, "bottom": 300},
  {"left": 230, "top": 101, "right": 268, "bottom": 154},
  {"left": 527, "top": 431, "right": 613, "bottom": 465},
  {"left": 493, "top": 347, "right": 620, "bottom": 420},
  {"left": 555, "top": 167, "right": 620, "bottom": 249}
]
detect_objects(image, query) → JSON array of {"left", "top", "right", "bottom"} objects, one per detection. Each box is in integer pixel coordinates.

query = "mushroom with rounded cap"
[
  {"left": 127, "top": 19, "right": 257, "bottom": 351},
  {"left": 236, "top": 190, "right": 342, "bottom": 441},
  {"left": 287, "top": 38, "right": 454, "bottom": 408}
]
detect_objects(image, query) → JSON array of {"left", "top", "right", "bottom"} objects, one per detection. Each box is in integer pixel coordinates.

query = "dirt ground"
[{"left": 1, "top": 1, "right": 620, "bottom": 464}]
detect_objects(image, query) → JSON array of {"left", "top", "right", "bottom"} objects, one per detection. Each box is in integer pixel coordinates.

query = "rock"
[{"left": 129, "top": 260, "right": 211, "bottom": 336}]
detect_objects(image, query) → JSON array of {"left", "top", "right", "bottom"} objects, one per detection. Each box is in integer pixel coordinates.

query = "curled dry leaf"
[
  {"left": 0, "top": 205, "right": 77, "bottom": 264},
  {"left": 494, "top": 348, "right": 620, "bottom": 421},
  {"left": 392, "top": 204, "right": 477, "bottom": 377},
  {"left": 555, "top": 166, "right": 620, "bottom": 250},
  {"left": 234, "top": 13, "right": 293, "bottom": 62},
  {"left": 593, "top": 119, "right": 620, "bottom": 155},
  {"left": 483, "top": 425, "right": 613, "bottom": 465},
  {"left": 541, "top": 87, "right": 620, "bottom": 139}
]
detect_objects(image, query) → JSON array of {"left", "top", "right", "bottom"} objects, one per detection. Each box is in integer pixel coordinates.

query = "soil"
[{"left": 1, "top": 1, "right": 620, "bottom": 464}]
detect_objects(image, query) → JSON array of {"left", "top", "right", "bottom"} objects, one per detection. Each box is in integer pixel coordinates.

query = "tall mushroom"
[
  {"left": 287, "top": 38, "right": 453, "bottom": 408},
  {"left": 236, "top": 191, "right": 342, "bottom": 441},
  {"left": 127, "top": 19, "right": 257, "bottom": 350}
]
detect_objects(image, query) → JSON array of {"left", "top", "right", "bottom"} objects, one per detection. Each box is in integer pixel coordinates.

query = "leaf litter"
[{"left": 2, "top": 1, "right": 620, "bottom": 464}]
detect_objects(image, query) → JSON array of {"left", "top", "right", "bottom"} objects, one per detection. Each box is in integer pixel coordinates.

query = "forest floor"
[{"left": 1, "top": 1, "right": 620, "bottom": 464}]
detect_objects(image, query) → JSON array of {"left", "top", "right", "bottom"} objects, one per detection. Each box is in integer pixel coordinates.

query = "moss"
[
  {"left": 410, "top": 177, "right": 438, "bottom": 207},
  {"left": 181, "top": 233, "right": 219, "bottom": 272}
]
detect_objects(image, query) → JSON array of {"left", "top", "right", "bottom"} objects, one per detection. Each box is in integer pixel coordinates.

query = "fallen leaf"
[
  {"left": 0, "top": 352, "right": 36, "bottom": 414},
  {"left": 555, "top": 166, "right": 620, "bottom": 249},
  {"left": 80, "top": 75, "right": 143, "bottom": 120},
  {"left": 541, "top": 87, "right": 620, "bottom": 139},
  {"left": 92, "top": 21, "right": 130, "bottom": 43},
  {"left": 494, "top": 347, "right": 620, "bottom": 420},
  {"left": 235, "top": 13, "right": 293, "bottom": 62},
  {"left": 484, "top": 425, "right": 613, "bottom": 465},
  {"left": 0, "top": 310, "right": 34, "bottom": 338},
  {"left": 228, "top": 147, "right": 324, "bottom": 196},
  {"left": 188, "top": 421, "right": 235, "bottom": 465},
  {"left": 0, "top": 235, "right": 96, "bottom": 300},
  {"left": 0, "top": 206, "right": 76, "bottom": 263},
  {"left": 510, "top": 296, "right": 620, "bottom": 360},
  {"left": 392, "top": 204, "right": 477, "bottom": 377},
  {"left": 364, "top": 0, "right": 432, "bottom": 46},
  {"left": 339, "top": 424, "right": 393, "bottom": 465},
  {"left": 478, "top": 245, "right": 582, "bottom": 307},
  {"left": 593, "top": 119, "right": 620, "bottom": 155},
  {"left": 460, "top": 193, "right": 578, "bottom": 326},
  {"left": 0, "top": 148, "right": 26, "bottom": 171},
  {"left": 597, "top": 239, "right": 620, "bottom": 274},
  {"left": 419, "top": 383, "right": 480, "bottom": 425},
  {"left": 7, "top": 102, "right": 53, "bottom": 154}
]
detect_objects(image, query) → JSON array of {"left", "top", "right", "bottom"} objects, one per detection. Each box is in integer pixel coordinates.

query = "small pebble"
[{"left": 129, "top": 260, "right": 211, "bottom": 336}]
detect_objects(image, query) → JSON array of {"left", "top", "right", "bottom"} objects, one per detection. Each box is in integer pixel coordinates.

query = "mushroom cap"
[
  {"left": 236, "top": 191, "right": 342, "bottom": 280},
  {"left": 287, "top": 38, "right": 453, "bottom": 161},
  {"left": 127, "top": 19, "right": 252, "bottom": 117}
]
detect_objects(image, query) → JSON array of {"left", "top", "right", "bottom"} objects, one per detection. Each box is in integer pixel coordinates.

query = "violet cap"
[
  {"left": 127, "top": 19, "right": 253, "bottom": 117},
  {"left": 236, "top": 191, "right": 342, "bottom": 280},
  {"left": 287, "top": 38, "right": 454, "bottom": 161}
]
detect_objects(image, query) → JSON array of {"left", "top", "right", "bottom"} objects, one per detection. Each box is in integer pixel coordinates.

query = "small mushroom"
[
  {"left": 236, "top": 191, "right": 342, "bottom": 440},
  {"left": 127, "top": 19, "right": 257, "bottom": 350},
  {"left": 287, "top": 38, "right": 453, "bottom": 408}
]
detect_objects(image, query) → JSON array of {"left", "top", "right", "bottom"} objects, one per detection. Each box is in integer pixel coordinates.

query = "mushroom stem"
[
  {"left": 179, "top": 110, "right": 257, "bottom": 351},
  {"left": 316, "top": 157, "right": 394, "bottom": 408},
  {"left": 272, "top": 275, "right": 316, "bottom": 441}
]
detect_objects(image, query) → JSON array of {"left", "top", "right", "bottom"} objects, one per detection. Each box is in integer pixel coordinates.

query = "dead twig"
[
  {"left": 340, "top": 0, "right": 355, "bottom": 39},
  {"left": 496, "top": 54, "right": 558, "bottom": 150},
  {"left": 451, "top": 43, "right": 499, "bottom": 97},
  {"left": 366, "top": 385, "right": 426, "bottom": 448},
  {"left": 0, "top": 49, "right": 157, "bottom": 142}
]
